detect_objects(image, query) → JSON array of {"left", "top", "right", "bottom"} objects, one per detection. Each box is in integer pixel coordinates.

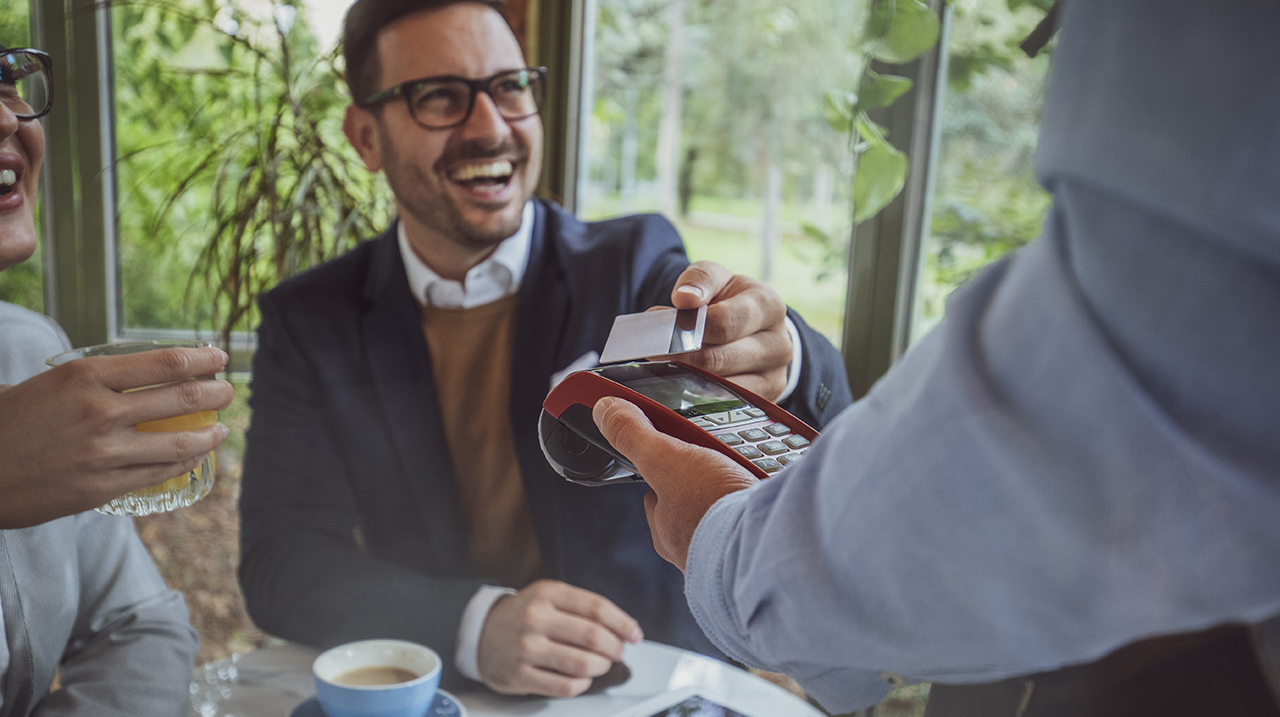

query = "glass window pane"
[
  {"left": 912, "top": 0, "right": 1053, "bottom": 343},
  {"left": 0, "top": 0, "right": 43, "bottom": 313},
  {"left": 580, "top": 0, "right": 866, "bottom": 348}
]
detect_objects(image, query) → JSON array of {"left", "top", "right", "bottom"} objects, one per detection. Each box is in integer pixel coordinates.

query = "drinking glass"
[{"left": 47, "top": 340, "right": 218, "bottom": 516}]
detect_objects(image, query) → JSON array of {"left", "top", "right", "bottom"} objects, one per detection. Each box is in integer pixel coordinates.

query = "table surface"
[{"left": 188, "top": 640, "right": 823, "bottom": 717}]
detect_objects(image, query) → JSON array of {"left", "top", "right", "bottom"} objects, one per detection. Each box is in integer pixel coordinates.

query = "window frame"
[{"left": 32, "top": 0, "right": 947, "bottom": 386}]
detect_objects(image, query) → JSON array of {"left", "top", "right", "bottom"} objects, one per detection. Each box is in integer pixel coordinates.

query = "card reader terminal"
[{"left": 540, "top": 361, "right": 817, "bottom": 486}]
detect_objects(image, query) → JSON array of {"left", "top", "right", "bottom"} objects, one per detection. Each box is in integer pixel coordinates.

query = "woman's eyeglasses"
[{"left": 0, "top": 48, "right": 53, "bottom": 120}]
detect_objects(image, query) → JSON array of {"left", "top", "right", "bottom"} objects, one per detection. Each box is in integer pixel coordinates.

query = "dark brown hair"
[{"left": 342, "top": 0, "right": 507, "bottom": 105}]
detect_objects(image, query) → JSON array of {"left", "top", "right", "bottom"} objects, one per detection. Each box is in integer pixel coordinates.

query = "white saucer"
[{"left": 289, "top": 689, "right": 466, "bottom": 717}]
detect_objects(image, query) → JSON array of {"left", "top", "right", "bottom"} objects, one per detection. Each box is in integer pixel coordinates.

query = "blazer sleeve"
[
  {"left": 32, "top": 513, "right": 198, "bottom": 717},
  {"left": 238, "top": 292, "right": 485, "bottom": 686},
  {"left": 777, "top": 307, "right": 853, "bottom": 430}
]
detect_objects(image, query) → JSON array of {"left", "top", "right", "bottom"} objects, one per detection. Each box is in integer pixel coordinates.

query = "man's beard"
[{"left": 378, "top": 129, "right": 530, "bottom": 252}]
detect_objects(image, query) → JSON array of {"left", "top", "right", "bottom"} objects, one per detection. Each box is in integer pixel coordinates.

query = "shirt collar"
[{"left": 397, "top": 201, "right": 534, "bottom": 309}]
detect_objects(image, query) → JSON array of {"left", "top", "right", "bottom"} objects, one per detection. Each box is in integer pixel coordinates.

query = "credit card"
[{"left": 599, "top": 306, "right": 707, "bottom": 364}]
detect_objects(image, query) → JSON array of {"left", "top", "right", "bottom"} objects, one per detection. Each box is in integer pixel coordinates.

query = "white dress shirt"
[{"left": 398, "top": 200, "right": 802, "bottom": 681}]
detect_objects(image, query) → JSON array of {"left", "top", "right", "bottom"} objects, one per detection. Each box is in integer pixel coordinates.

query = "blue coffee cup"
[{"left": 312, "top": 639, "right": 441, "bottom": 717}]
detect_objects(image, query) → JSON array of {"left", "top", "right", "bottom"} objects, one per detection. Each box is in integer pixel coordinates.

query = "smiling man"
[{"left": 236, "top": 0, "right": 852, "bottom": 700}]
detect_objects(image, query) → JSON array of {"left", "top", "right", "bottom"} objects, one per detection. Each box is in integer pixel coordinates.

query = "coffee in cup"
[
  {"left": 332, "top": 666, "right": 420, "bottom": 686},
  {"left": 312, "top": 639, "right": 441, "bottom": 717}
]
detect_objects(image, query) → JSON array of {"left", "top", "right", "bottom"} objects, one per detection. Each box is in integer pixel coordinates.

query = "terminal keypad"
[{"left": 687, "top": 405, "right": 811, "bottom": 474}]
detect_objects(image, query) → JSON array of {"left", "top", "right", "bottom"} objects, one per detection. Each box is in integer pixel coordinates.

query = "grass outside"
[{"left": 586, "top": 193, "right": 850, "bottom": 349}]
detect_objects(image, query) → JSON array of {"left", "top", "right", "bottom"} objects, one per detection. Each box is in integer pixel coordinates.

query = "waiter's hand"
[
  {"left": 593, "top": 397, "right": 758, "bottom": 572},
  {"left": 0, "top": 346, "right": 234, "bottom": 529},
  {"left": 666, "top": 261, "right": 791, "bottom": 401},
  {"left": 477, "top": 580, "right": 643, "bottom": 698}
]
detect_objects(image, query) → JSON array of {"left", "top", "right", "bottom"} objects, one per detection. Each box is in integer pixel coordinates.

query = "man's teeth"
[
  {"left": 0, "top": 169, "right": 15, "bottom": 187},
  {"left": 452, "top": 160, "right": 513, "bottom": 182}
]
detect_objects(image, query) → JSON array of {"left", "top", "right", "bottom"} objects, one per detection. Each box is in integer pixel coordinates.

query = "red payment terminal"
[{"left": 539, "top": 361, "right": 818, "bottom": 486}]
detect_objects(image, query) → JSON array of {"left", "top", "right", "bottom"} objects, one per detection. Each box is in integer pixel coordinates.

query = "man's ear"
[{"left": 343, "top": 104, "right": 383, "bottom": 172}]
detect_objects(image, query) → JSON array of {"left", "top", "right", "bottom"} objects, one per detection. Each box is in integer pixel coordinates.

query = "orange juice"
[
  {"left": 132, "top": 410, "right": 219, "bottom": 496},
  {"left": 47, "top": 340, "right": 220, "bottom": 516}
]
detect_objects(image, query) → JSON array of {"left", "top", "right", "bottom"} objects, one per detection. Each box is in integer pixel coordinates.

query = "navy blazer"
[{"left": 238, "top": 200, "right": 852, "bottom": 686}]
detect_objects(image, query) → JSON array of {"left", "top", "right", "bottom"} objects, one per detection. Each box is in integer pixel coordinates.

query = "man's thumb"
[{"left": 593, "top": 396, "right": 663, "bottom": 464}]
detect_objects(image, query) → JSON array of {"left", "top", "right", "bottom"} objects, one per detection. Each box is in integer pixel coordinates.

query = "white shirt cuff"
[
  {"left": 776, "top": 315, "right": 803, "bottom": 403},
  {"left": 455, "top": 585, "right": 517, "bottom": 682}
]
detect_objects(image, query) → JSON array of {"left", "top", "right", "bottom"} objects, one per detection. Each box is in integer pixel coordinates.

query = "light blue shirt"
[{"left": 683, "top": 0, "right": 1280, "bottom": 713}]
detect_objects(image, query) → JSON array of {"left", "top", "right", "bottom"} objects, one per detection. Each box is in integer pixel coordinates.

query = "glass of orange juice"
[{"left": 47, "top": 339, "right": 219, "bottom": 516}]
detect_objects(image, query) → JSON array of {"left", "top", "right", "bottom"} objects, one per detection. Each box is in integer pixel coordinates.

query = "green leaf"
[
  {"left": 823, "top": 90, "right": 857, "bottom": 133},
  {"left": 855, "top": 114, "right": 889, "bottom": 144},
  {"left": 854, "top": 138, "right": 908, "bottom": 223},
  {"left": 801, "top": 222, "right": 830, "bottom": 243},
  {"left": 856, "top": 71, "right": 912, "bottom": 111},
  {"left": 1007, "top": 0, "right": 1055, "bottom": 11},
  {"left": 867, "top": 0, "right": 941, "bottom": 65}
]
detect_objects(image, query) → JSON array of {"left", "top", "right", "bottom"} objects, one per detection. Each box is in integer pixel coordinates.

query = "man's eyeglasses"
[
  {"left": 0, "top": 48, "right": 53, "bottom": 120},
  {"left": 358, "top": 67, "right": 546, "bottom": 131}
]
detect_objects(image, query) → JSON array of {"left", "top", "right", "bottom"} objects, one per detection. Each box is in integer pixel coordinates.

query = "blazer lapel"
[
  {"left": 360, "top": 228, "right": 467, "bottom": 575},
  {"left": 509, "top": 202, "right": 573, "bottom": 575}
]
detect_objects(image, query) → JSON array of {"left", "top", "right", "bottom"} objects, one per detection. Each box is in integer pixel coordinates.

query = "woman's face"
[{"left": 0, "top": 88, "right": 46, "bottom": 271}]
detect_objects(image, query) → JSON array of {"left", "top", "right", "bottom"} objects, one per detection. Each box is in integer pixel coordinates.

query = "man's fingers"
[
  {"left": 539, "top": 610, "right": 629, "bottom": 662},
  {"left": 672, "top": 261, "right": 734, "bottom": 309},
  {"left": 86, "top": 347, "right": 230, "bottom": 393},
  {"left": 678, "top": 327, "right": 792, "bottom": 380},
  {"left": 530, "top": 629, "right": 617, "bottom": 676},
  {"left": 498, "top": 664, "right": 593, "bottom": 699},
  {"left": 117, "top": 377, "right": 235, "bottom": 426},
  {"left": 541, "top": 580, "right": 643, "bottom": 645},
  {"left": 643, "top": 489, "right": 674, "bottom": 564},
  {"left": 699, "top": 279, "right": 786, "bottom": 345}
]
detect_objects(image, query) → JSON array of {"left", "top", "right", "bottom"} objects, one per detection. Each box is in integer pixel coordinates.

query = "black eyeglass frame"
[
  {"left": 0, "top": 48, "right": 53, "bottom": 120},
  {"left": 357, "top": 66, "right": 547, "bottom": 130}
]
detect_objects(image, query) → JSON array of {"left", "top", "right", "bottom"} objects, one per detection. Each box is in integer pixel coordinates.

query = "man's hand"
[
  {"left": 477, "top": 580, "right": 643, "bottom": 697},
  {"left": 667, "top": 261, "right": 791, "bottom": 401},
  {"left": 593, "top": 397, "right": 758, "bottom": 571},
  {"left": 0, "top": 346, "right": 234, "bottom": 528}
]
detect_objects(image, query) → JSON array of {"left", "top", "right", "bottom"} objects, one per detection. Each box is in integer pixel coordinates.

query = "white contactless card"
[{"left": 599, "top": 305, "right": 707, "bottom": 364}]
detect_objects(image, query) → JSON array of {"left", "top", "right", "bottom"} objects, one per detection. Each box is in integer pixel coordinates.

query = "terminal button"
[
  {"left": 735, "top": 445, "right": 763, "bottom": 459},
  {"left": 778, "top": 454, "right": 803, "bottom": 466},
  {"left": 744, "top": 408, "right": 767, "bottom": 418},
  {"left": 752, "top": 458, "right": 784, "bottom": 473},
  {"left": 716, "top": 433, "right": 745, "bottom": 446},
  {"left": 764, "top": 423, "right": 791, "bottom": 437},
  {"left": 737, "top": 428, "right": 770, "bottom": 442},
  {"left": 782, "top": 435, "right": 811, "bottom": 450},
  {"left": 759, "top": 440, "right": 789, "bottom": 456}
]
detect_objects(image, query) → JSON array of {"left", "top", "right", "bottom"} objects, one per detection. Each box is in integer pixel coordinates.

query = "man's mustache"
[{"left": 435, "top": 138, "right": 527, "bottom": 171}]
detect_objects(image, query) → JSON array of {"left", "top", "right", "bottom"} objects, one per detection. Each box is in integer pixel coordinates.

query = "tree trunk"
[
  {"left": 762, "top": 160, "right": 782, "bottom": 284},
  {"left": 620, "top": 85, "right": 639, "bottom": 214},
  {"left": 813, "top": 163, "right": 834, "bottom": 232},
  {"left": 655, "top": 0, "right": 685, "bottom": 219}
]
